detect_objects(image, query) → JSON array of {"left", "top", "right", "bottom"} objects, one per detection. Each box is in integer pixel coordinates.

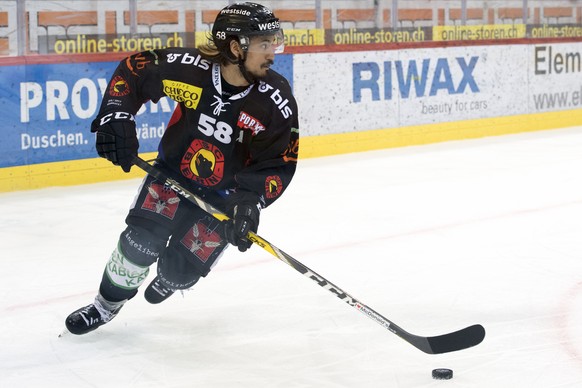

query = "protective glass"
[{"left": 246, "top": 30, "right": 285, "bottom": 54}]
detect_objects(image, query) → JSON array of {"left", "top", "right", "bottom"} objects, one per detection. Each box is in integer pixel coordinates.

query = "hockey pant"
[{"left": 99, "top": 172, "right": 228, "bottom": 302}]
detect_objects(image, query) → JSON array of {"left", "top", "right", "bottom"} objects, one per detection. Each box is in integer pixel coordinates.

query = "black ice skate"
[
  {"left": 144, "top": 276, "right": 175, "bottom": 304},
  {"left": 65, "top": 294, "right": 125, "bottom": 335}
]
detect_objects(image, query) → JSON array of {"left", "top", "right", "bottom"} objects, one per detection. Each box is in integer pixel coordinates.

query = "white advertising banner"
[
  {"left": 294, "top": 43, "right": 581, "bottom": 136},
  {"left": 528, "top": 42, "right": 582, "bottom": 113}
]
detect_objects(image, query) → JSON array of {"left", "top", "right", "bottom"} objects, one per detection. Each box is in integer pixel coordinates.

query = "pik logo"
[
  {"left": 109, "top": 76, "right": 130, "bottom": 97},
  {"left": 180, "top": 139, "right": 225, "bottom": 187}
]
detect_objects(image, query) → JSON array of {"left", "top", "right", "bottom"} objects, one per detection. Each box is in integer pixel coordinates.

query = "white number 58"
[{"left": 198, "top": 113, "right": 233, "bottom": 144}]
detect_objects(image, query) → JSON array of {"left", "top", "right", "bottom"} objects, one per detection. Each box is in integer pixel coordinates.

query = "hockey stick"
[{"left": 133, "top": 156, "right": 485, "bottom": 354}]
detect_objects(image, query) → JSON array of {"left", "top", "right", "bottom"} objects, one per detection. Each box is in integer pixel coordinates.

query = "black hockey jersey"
[{"left": 93, "top": 47, "right": 299, "bottom": 209}]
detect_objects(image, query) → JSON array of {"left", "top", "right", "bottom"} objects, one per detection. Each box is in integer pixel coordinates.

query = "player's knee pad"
[
  {"left": 119, "top": 225, "right": 167, "bottom": 266},
  {"left": 104, "top": 226, "right": 167, "bottom": 291},
  {"left": 156, "top": 255, "right": 201, "bottom": 291},
  {"left": 156, "top": 216, "right": 227, "bottom": 290}
]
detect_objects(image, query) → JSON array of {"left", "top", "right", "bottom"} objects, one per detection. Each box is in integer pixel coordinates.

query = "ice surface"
[{"left": 2, "top": 126, "right": 582, "bottom": 387}]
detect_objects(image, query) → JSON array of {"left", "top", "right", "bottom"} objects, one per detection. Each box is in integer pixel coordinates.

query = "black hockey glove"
[
  {"left": 224, "top": 201, "right": 260, "bottom": 252},
  {"left": 91, "top": 119, "right": 138, "bottom": 173}
]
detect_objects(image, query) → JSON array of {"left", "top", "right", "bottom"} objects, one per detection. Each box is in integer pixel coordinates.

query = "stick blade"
[{"left": 424, "top": 324, "right": 486, "bottom": 354}]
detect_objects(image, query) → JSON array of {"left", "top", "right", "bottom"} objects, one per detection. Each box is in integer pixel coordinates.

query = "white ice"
[{"left": 2, "top": 126, "right": 582, "bottom": 387}]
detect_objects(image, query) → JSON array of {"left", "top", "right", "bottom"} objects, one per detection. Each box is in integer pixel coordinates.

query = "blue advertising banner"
[{"left": 0, "top": 53, "right": 293, "bottom": 169}]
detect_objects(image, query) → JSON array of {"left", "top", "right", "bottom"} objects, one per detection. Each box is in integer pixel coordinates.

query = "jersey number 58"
[{"left": 198, "top": 113, "right": 233, "bottom": 144}]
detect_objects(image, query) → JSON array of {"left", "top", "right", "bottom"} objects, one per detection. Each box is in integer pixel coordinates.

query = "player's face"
[{"left": 243, "top": 33, "right": 284, "bottom": 79}]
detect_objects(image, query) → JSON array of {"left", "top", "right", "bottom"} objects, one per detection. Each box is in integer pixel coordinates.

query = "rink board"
[{"left": 1, "top": 42, "right": 581, "bottom": 191}]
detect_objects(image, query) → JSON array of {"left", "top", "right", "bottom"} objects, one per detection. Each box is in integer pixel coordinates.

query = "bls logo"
[
  {"left": 166, "top": 52, "right": 211, "bottom": 70},
  {"left": 258, "top": 82, "right": 293, "bottom": 119}
]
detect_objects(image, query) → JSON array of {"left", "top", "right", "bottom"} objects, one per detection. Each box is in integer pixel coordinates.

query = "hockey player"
[{"left": 65, "top": 2, "right": 299, "bottom": 335}]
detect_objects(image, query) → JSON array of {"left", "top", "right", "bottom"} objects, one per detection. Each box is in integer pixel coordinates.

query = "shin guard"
[
  {"left": 104, "top": 242, "right": 151, "bottom": 292},
  {"left": 100, "top": 226, "right": 168, "bottom": 301}
]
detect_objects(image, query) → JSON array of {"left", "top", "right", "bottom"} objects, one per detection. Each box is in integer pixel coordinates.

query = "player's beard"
[{"left": 246, "top": 59, "right": 274, "bottom": 81}]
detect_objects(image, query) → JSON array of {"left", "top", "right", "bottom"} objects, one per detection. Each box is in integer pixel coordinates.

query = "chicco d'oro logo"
[
  {"left": 180, "top": 139, "right": 225, "bottom": 187},
  {"left": 162, "top": 80, "right": 203, "bottom": 110},
  {"left": 109, "top": 76, "right": 130, "bottom": 97}
]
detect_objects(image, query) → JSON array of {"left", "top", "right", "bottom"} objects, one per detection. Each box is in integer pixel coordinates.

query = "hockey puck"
[{"left": 432, "top": 368, "right": 453, "bottom": 380}]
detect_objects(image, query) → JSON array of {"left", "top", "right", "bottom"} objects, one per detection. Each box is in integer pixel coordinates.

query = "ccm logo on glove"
[
  {"left": 92, "top": 111, "right": 138, "bottom": 173},
  {"left": 99, "top": 111, "right": 135, "bottom": 126}
]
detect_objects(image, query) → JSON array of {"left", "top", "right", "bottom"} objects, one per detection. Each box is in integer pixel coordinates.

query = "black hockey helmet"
[{"left": 212, "top": 2, "right": 284, "bottom": 53}]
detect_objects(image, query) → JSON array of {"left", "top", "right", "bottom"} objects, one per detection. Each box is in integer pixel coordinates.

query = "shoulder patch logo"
[
  {"left": 109, "top": 76, "right": 130, "bottom": 97},
  {"left": 265, "top": 175, "right": 283, "bottom": 199}
]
